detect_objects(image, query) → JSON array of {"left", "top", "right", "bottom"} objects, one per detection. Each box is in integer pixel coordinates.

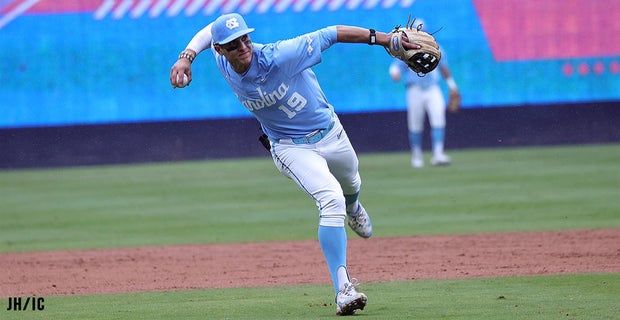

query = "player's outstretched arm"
[{"left": 335, "top": 25, "right": 420, "bottom": 50}]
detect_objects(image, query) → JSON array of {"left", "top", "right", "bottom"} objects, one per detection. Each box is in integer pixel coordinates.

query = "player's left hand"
[
  {"left": 388, "top": 30, "right": 422, "bottom": 51},
  {"left": 385, "top": 16, "right": 441, "bottom": 76}
]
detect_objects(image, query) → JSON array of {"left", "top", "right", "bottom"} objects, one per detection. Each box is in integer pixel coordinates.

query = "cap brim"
[{"left": 217, "top": 28, "right": 255, "bottom": 45}]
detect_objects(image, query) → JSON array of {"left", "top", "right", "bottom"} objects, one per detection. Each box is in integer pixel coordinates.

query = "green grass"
[
  {"left": 1, "top": 144, "right": 618, "bottom": 252},
  {"left": 1, "top": 144, "right": 619, "bottom": 319},
  {"left": 1, "top": 274, "right": 618, "bottom": 319}
]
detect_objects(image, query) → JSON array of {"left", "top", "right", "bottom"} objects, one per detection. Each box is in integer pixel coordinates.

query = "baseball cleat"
[
  {"left": 347, "top": 204, "right": 373, "bottom": 238},
  {"left": 430, "top": 154, "right": 451, "bottom": 166},
  {"left": 336, "top": 281, "right": 367, "bottom": 316}
]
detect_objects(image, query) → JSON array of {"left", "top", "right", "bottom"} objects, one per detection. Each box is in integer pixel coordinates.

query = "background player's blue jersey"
[{"left": 211, "top": 26, "right": 339, "bottom": 140}]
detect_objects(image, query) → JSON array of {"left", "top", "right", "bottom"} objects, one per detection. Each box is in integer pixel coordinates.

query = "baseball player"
[
  {"left": 170, "top": 13, "right": 421, "bottom": 316},
  {"left": 389, "top": 21, "right": 460, "bottom": 168}
]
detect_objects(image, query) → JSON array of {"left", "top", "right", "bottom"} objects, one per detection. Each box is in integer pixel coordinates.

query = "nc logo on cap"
[
  {"left": 212, "top": 13, "right": 255, "bottom": 44},
  {"left": 226, "top": 18, "right": 240, "bottom": 30}
]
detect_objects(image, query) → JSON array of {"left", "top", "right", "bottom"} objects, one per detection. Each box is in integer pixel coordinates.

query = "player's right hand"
[{"left": 170, "top": 60, "right": 192, "bottom": 88}]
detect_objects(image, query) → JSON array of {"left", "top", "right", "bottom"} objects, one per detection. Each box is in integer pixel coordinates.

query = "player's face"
[{"left": 217, "top": 34, "right": 253, "bottom": 73}]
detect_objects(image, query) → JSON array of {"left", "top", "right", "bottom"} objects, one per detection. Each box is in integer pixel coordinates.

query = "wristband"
[
  {"left": 178, "top": 51, "right": 195, "bottom": 63},
  {"left": 368, "top": 29, "right": 376, "bottom": 45},
  {"left": 446, "top": 77, "right": 458, "bottom": 90}
]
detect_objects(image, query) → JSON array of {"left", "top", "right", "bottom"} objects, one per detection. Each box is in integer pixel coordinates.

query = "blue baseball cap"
[{"left": 212, "top": 13, "right": 255, "bottom": 45}]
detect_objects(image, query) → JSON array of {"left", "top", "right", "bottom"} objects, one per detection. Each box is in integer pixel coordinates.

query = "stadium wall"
[{"left": 1, "top": 101, "right": 618, "bottom": 169}]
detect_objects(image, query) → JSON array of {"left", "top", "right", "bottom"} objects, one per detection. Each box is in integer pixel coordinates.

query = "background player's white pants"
[
  {"left": 270, "top": 116, "right": 361, "bottom": 227},
  {"left": 406, "top": 85, "right": 446, "bottom": 132}
]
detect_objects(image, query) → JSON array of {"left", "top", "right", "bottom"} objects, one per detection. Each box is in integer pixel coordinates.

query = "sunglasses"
[{"left": 220, "top": 35, "right": 252, "bottom": 52}]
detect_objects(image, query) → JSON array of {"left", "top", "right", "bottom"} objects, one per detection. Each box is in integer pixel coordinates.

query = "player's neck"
[{"left": 230, "top": 59, "right": 251, "bottom": 74}]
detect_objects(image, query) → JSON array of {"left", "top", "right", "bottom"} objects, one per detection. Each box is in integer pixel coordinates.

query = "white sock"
[
  {"left": 413, "top": 147, "right": 423, "bottom": 161},
  {"left": 433, "top": 142, "right": 444, "bottom": 157},
  {"left": 337, "top": 266, "right": 350, "bottom": 291}
]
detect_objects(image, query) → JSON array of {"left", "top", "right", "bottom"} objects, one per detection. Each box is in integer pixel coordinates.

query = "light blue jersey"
[
  {"left": 211, "top": 26, "right": 338, "bottom": 140},
  {"left": 391, "top": 53, "right": 448, "bottom": 90}
]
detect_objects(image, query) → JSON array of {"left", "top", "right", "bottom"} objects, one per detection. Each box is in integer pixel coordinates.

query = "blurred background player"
[{"left": 388, "top": 19, "right": 460, "bottom": 168}]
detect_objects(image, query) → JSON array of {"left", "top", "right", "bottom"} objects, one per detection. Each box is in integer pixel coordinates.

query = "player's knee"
[
  {"left": 319, "top": 213, "right": 346, "bottom": 227},
  {"left": 317, "top": 193, "right": 346, "bottom": 227},
  {"left": 341, "top": 174, "right": 361, "bottom": 196},
  {"left": 323, "top": 194, "right": 346, "bottom": 211}
]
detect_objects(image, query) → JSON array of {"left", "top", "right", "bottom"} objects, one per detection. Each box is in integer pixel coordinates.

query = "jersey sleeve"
[{"left": 269, "top": 26, "right": 338, "bottom": 77}]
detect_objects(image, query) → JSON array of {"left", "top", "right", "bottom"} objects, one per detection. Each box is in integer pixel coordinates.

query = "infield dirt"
[{"left": 1, "top": 228, "right": 619, "bottom": 297}]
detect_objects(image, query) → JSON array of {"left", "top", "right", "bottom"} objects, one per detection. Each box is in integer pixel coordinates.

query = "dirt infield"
[{"left": 1, "top": 228, "right": 619, "bottom": 297}]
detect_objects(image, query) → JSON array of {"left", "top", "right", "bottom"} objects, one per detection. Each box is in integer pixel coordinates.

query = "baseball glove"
[
  {"left": 447, "top": 90, "right": 461, "bottom": 113},
  {"left": 386, "top": 16, "right": 441, "bottom": 76}
]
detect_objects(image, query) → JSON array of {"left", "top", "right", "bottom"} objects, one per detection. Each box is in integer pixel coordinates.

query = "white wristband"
[{"left": 446, "top": 77, "right": 458, "bottom": 90}]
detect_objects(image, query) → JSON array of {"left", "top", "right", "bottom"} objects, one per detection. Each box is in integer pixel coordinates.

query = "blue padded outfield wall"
[
  {"left": 1, "top": 0, "right": 619, "bottom": 168},
  {"left": 1, "top": 0, "right": 619, "bottom": 129}
]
